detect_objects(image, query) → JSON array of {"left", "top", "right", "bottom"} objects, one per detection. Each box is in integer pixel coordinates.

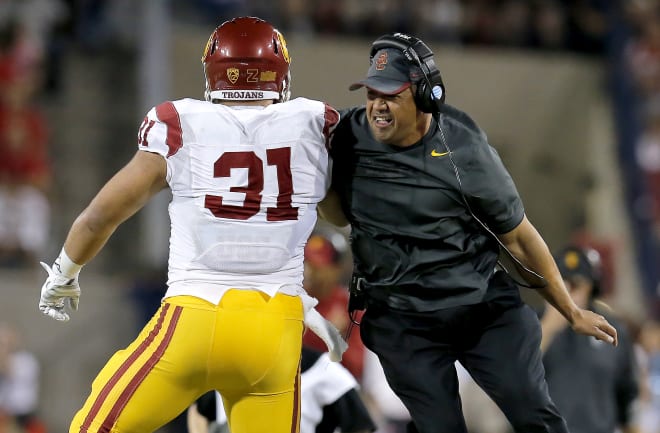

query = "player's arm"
[
  {"left": 38, "top": 150, "right": 167, "bottom": 322},
  {"left": 497, "top": 215, "right": 617, "bottom": 346},
  {"left": 539, "top": 303, "right": 570, "bottom": 352},
  {"left": 318, "top": 189, "right": 348, "bottom": 227},
  {"left": 63, "top": 150, "right": 167, "bottom": 264}
]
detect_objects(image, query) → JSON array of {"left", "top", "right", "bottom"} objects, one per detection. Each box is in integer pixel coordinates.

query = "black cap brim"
[{"left": 349, "top": 77, "right": 411, "bottom": 95}]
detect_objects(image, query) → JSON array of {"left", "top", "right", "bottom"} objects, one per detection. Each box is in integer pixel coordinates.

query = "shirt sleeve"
[
  {"left": 462, "top": 140, "right": 525, "bottom": 234},
  {"left": 136, "top": 101, "right": 184, "bottom": 158}
]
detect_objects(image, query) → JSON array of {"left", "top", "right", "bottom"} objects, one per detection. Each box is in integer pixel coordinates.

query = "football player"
[{"left": 38, "top": 16, "right": 345, "bottom": 433}]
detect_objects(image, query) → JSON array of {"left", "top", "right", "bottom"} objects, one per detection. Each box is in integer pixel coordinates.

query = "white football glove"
[
  {"left": 39, "top": 261, "right": 81, "bottom": 322},
  {"left": 304, "top": 307, "right": 348, "bottom": 362}
]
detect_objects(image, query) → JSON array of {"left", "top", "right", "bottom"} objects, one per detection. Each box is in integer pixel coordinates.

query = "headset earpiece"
[
  {"left": 414, "top": 78, "right": 441, "bottom": 114},
  {"left": 370, "top": 33, "right": 445, "bottom": 114}
]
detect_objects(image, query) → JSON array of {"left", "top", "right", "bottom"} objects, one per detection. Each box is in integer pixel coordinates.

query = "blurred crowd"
[
  {"left": 628, "top": 2, "right": 660, "bottom": 240},
  {"left": 0, "top": 323, "right": 44, "bottom": 433},
  {"left": 179, "top": 0, "right": 610, "bottom": 56},
  {"left": 0, "top": 0, "right": 69, "bottom": 268}
]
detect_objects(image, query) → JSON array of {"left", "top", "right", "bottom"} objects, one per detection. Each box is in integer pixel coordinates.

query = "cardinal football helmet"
[{"left": 202, "top": 16, "right": 292, "bottom": 102}]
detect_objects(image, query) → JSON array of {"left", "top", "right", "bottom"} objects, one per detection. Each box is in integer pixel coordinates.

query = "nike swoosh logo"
[{"left": 431, "top": 149, "right": 449, "bottom": 157}]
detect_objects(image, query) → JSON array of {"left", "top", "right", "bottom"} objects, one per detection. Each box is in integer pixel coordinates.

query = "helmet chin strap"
[{"left": 279, "top": 71, "right": 292, "bottom": 103}]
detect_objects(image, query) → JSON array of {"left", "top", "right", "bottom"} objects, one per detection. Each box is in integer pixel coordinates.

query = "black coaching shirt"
[{"left": 331, "top": 103, "right": 525, "bottom": 311}]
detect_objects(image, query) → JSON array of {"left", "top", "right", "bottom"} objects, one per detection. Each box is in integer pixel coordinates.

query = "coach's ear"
[{"left": 318, "top": 189, "right": 349, "bottom": 227}]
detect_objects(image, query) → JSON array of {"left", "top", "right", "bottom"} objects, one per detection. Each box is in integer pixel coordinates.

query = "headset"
[{"left": 370, "top": 33, "right": 446, "bottom": 114}]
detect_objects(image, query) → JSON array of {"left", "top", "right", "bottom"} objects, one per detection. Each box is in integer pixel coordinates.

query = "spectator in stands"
[
  {"left": 172, "top": 0, "right": 613, "bottom": 57},
  {"left": 562, "top": 0, "right": 609, "bottom": 55},
  {"left": 541, "top": 245, "right": 640, "bottom": 433},
  {"left": 0, "top": 323, "right": 45, "bottom": 433},
  {"left": 0, "top": 20, "right": 51, "bottom": 268},
  {"left": 625, "top": 4, "right": 660, "bottom": 101},
  {"left": 530, "top": 0, "right": 568, "bottom": 50},
  {"left": 492, "top": 0, "right": 533, "bottom": 47},
  {"left": 413, "top": 0, "right": 464, "bottom": 43},
  {"left": 635, "top": 102, "right": 660, "bottom": 225},
  {"left": 635, "top": 319, "right": 660, "bottom": 433}
]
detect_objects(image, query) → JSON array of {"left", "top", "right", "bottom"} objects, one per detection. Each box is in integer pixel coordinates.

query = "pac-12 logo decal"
[
  {"left": 375, "top": 51, "right": 388, "bottom": 71},
  {"left": 226, "top": 68, "right": 239, "bottom": 84}
]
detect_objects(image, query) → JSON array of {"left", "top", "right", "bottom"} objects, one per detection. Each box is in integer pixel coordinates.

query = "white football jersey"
[{"left": 137, "top": 97, "right": 338, "bottom": 304}]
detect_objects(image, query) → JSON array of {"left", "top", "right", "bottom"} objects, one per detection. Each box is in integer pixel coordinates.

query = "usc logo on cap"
[{"left": 375, "top": 51, "right": 388, "bottom": 71}]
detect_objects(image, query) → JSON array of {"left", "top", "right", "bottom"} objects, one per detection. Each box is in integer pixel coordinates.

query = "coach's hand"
[
  {"left": 39, "top": 262, "right": 81, "bottom": 322},
  {"left": 570, "top": 308, "right": 618, "bottom": 346}
]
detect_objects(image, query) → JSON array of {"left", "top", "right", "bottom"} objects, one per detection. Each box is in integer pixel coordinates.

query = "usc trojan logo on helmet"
[
  {"left": 275, "top": 30, "right": 291, "bottom": 64},
  {"left": 226, "top": 68, "right": 239, "bottom": 84},
  {"left": 201, "top": 35, "right": 214, "bottom": 62},
  {"left": 375, "top": 51, "right": 388, "bottom": 71}
]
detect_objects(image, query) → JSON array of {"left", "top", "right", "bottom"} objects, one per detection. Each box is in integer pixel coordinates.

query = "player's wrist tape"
[{"left": 54, "top": 248, "right": 83, "bottom": 278}]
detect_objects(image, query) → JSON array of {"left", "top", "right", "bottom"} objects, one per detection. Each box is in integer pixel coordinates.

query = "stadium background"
[{"left": 1, "top": 1, "right": 657, "bottom": 432}]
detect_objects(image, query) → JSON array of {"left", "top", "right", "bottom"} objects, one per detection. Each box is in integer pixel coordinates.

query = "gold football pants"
[{"left": 69, "top": 290, "right": 304, "bottom": 433}]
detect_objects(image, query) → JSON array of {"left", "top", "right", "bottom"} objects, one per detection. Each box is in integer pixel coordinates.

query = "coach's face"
[{"left": 366, "top": 87, "right": 430, "bottom": 148}]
